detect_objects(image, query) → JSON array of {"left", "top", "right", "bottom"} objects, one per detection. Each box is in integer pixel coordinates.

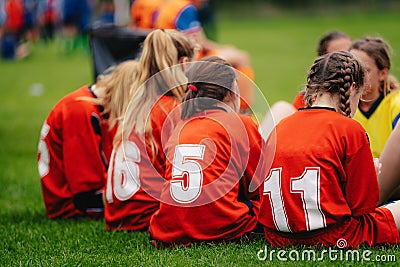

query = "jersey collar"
[
  {"left": 299, "top": 106, "right": 336, "bottom": 112},
  {"left": 358, "top": 93, "right": 384, "bottom": 119}
]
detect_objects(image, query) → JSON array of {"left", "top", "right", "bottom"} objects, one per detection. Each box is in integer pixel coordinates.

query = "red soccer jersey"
[
  {"left": 38, "top": 85, "right": 115, "bottom": 219},
  {"left": 258, "top": 107, "right": 398, "bottom": 247},
  {"left": 104, "top": 95, "right": 181, "bottom": 231},
  {"left": 149, "top": 109, "right": 264, "bottom": 244}
]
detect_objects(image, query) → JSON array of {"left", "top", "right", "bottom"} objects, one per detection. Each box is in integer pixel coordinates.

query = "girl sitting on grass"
[
  {"left": 104, "top": 29, "right": 196, "bottom": 231},
  {"left": 38, "top": 60, "right": 138, "bottom": 219},
  {"left": 258, "top": 51, "right": 400, "bottom": 248},
  {"left": 149, "top": 56, "right": 264, "bottom": 246}
]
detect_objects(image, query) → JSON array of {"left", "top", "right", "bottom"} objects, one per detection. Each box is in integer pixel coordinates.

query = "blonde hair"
[
  {"left": 116, "top": 29, "right": 195, "bottom": 156},
  {"left": 82, "top": 60, "right": 139, "bottom": 131}
]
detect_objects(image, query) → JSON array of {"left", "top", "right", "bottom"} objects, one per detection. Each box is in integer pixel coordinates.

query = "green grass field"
[{"left": 1, "top": 3, "right": 400, "bottom": 266}]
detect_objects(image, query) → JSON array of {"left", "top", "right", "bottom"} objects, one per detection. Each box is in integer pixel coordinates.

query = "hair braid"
[
  {"left": 337, "top": 58, "right": 353, "bottom": 117},
  {"left": 304, "top": 51, "right": 365, "bottom": 117}
]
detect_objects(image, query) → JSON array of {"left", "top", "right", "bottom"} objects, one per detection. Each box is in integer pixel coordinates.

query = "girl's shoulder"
[
  {"left": 49, "top": 86, "right": 95, "bottom": 116},
  {"left": 157, "top": 94, "right": 180, "bottom": 106}
]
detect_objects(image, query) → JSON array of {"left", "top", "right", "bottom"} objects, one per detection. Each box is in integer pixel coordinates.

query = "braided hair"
[{"left": 304, "top": 50, "right": 365, "bottom": 117}]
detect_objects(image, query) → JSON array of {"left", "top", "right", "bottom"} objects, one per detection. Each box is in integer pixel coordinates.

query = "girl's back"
[
  {"left": 151, "top": 110, "right": 262, "bottom": 243},
  {"left": 260, "top": 107, "right": 378, "bottom": 234},
  {"left": 149, "top": 56, "right": 263, "bottom": 245},
  {"left": 105, "top": 95, "right": 181, "bottom": 231}
]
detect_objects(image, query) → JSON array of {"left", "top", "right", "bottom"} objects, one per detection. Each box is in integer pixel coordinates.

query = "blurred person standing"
[
  {"left": 1, "top": 0, "right": 29, "bottom": 59},
  {"left": 37, "top": 0, "right": 62, "bottom": 42},
  {"left": 62, "top": 0, "right": 92, "bottom": 53},
  {"left": 23, "top": 0, "right": 39, "bottom": 41}
]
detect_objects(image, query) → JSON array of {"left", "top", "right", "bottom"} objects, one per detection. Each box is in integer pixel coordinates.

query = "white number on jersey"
[
  {"left": 263, "top": 167, "right": 326, "bottom": 232},
  {"left": 263, "top": 168, "right": 291, "bottom": 232},
  {"left": 38, "top": 123, "right": 50, "bottom": 178},
  {"left": 170, "top": 144, "right": 205, "bottom": 204},
  {"left": 106, "top": 141, "right": 141, "bottom": 203}
]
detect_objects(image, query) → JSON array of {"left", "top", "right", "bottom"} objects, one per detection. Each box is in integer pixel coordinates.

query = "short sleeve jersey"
[
  {"left": 38, "top": 85, "right": 114, "bottom": 218},
  {"left": 154, "top": 0, "right": 201, "bottom": 34},
  {"left": 353, "top": 90, "right": 400, "bottom": 157},
  {"left": 104, "top": 95, "right": 181, "bottom": 231},
  {"left": 149, "top": 109, "right": 264, "bottom": 243},
  {"left": 258, "top": 107, "right": 378, "bottom": 233}
]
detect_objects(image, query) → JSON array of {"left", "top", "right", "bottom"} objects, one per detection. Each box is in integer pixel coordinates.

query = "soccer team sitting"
[{"left": 37, "top": 1, "right": 400, "bottom": 248}]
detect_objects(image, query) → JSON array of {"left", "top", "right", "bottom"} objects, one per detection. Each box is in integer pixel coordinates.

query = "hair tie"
[{"left": 188, "top": 84, "right": 197, "bottom": 92}]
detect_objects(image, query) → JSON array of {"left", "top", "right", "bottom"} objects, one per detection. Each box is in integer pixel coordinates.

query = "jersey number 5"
[
  {"left": 263, "top": 167, "right": 326, "bottom": 232},
  {"left": 170, "top": 144, "right": 205, "bottom": 204}
]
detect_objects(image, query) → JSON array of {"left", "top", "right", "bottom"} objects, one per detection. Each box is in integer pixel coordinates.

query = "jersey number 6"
[{"left": 106, "top": 141, "right": 141, "bottom": 203}]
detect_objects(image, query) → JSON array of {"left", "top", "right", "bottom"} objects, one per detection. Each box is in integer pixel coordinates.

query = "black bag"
[{"left": 89, "top": 24, "right": 149, "bottom": 81}]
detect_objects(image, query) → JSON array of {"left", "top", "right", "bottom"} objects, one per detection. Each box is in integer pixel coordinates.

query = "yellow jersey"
[{"left": 354, "top": 91, "right": 400, "bottom": 158}]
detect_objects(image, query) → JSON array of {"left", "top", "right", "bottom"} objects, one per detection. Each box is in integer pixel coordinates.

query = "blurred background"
[
  {"left": 1, "top": 1, "right": 400, "bottom": 264},
  {"left": 1, "top": 0, "right": 400, "bottom": 209}
]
